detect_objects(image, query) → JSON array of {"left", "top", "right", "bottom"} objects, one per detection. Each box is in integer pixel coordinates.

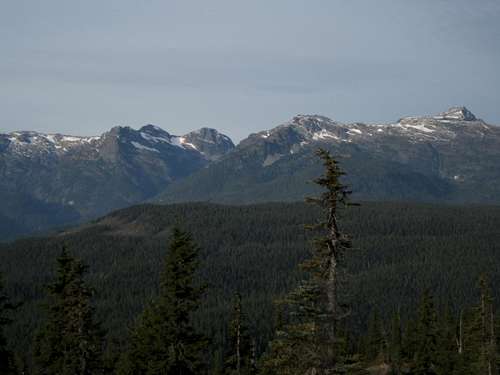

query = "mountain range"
[
  {"left": 1, "top": 106, "right": 499, "bottom": 239},
  {"left": 157, "top": 106, "right": 500, "bottom": 204},
  {"left": 0, "top": 125, "right": 234, "bottom": 238}
]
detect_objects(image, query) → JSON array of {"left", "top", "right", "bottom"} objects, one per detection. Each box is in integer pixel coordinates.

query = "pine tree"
[
  {"left": 117, "top": 227, "right": 208, "bottom": 375},
  {"left": 364, "top": 308, "right": 385, "bottom": 363},
  {"left": 224, "top": 293, "right": 255, "bottom": 375},
  {"left": 212, "top": 348, "right": 225, "bottom": 375},
  {"left": 261, "top": 149, "right": 355, "bottom": 374},
  {"left": 0, "top": 274, "right": 17, "bottom": 375},
  {"left": 434, "top": 306, "right": 459, "bottom": 375},
  {"left": 412, "top": 290, "right": 438, "bottom": 375},
  {"left": 33, "top": 247, "right": 104, "bottom": 375},
  {"left": 464, "top": 275, "right": 497, "bottom": 374},
  {"left": 480, "top": 276, "right": 497, "bottom": 375},
  {"left": 388, "top": 310, "right": 402, "bottom": 374}
]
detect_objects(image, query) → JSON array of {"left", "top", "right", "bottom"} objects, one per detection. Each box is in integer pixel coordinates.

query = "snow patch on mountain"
[
  {"left": 347, "top": 128, "right": 363, "bottom": 135},
  {"left": 5, "top": 131, "right": 101, "bottom": 154},
  {"left": 140, "top": 132, "right": 171, "bottom": 144},
  {"left": 253, "top": 107, "right": 490, "bottom": 158},
  {"left": 170, "top": 136, "right": 198, "bottom": 150},
  {"left": 312, "top": 129, "right": 340, "bottom": 141},
  {"left": 401, "top": 124, "right": 435, "bottom": 133},
  {"left": 131, "top": 141, "right": 160, "bottom": 153},
  {"left": 435, "top": 106, "right": 477, "bottom": 121}
]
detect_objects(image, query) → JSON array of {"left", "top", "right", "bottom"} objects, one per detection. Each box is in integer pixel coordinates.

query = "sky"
[{"left": 1, "top": 0, "right": 499, "bottom": 142}]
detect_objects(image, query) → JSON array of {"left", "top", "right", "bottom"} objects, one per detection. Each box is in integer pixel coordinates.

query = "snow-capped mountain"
[
  {"left": 241, "top": 107, "right": 491, "bottom": 161},
  {"left": 2, "top": 125, "right": 232, "bottom": 159},
  {"left": 156, "top": 107, "right": 500, "bottom": 205},
  {"left": 0, "top": 125, "right": 234, "bottom": 238},
  {"left": 182, "top": 128, "right": 235, "bottom": 161},
  {"left": 2, "top": 106, "right": 500, "bottom": 240}
]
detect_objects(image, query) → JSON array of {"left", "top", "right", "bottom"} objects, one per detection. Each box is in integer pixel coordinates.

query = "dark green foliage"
[
  {"left": 412, "top": 290, "right": 439, "bottom": 374},
  {"left": 401, "top": 317, "right": 419, "bottom": 369},
  {"left": 1, "top": 201, "right": 500, "bottom": 372},
  {"left": 0, "top": 274, "right": 17, "bottom": 374},
  {"left": 262, "top": 149, "right": 355, "bottom": 374},
  {"left": 224, "top": 293, "right": 256, "bottom": 375},
  {"left": 388, "top": 311, "right": 402, "bottom": 373},
  {"left": 33, "top": 248, "right": 104, "bottom": 375},
  {"left": 363, "top": 309, "right": 386, "bottom": 364},
  {"left": 384, "top": 281, "right": 500, "bottom": 374},
  {"left": 260, "top": 282, "right": 328, "bottom": 374},
  {"left": 429, "top": 305, "right": 459, "bottom": 375},
  {"left": 459, "top": 276, "right": 498, "bottom": 374},
  {"left": 117, "top": 228, "right": 208, "bottom": 375}
]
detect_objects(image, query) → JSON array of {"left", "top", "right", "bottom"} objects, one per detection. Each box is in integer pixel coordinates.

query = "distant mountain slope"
[
  {"left": 156, "top": 107, "right": 500, "bottom": 204},
  {"left": 0, "top": 125, "right": 234, "bottom": 238}
]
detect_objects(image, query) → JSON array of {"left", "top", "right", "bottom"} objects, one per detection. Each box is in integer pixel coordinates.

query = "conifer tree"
[
  {"left": 118, "top": 227, "right": 208, "bottom": 375},
  {"left": 33, "top": 247, "right": 104, "bottom": 375},
  {"left": 412, "top": 290, "right": 438, "bottom": 375},
  {"left": 402, "top": 317, "right": 418, "bottom": 364},
  {"left": 465, "top": 275, "right": 497, "bottom": 375},
  {"left": 212, "top": 348, "right": 225, "bottom": 375},
  {"left": 364, "top": 308, "right": 385, "bottom": 363},
  {"left": 224, "top": 292, "right": 255, "bottom": 375},
  {"left": 480, "top": 276, "right": 497, "bottom": 375},
  {"left": 388, "top": 310, "right": 402, "bottom": 374},
  {"left": 0, "top": 274, "right": 17, "bottom": 375},
  {"left": 261, "top": 149, "right": 355, "bottom": 374},
  {"left": 434, "top": 306, "right": 459, "bottom": 375}
]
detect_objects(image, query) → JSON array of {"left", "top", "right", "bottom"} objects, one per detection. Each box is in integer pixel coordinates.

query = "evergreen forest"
[{"left": 1, "top": 150, "right": 500, "bottom": 374}]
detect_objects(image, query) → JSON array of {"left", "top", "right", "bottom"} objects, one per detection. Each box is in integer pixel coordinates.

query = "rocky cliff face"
[{"left": 182, "top": 128, "right": 235, "bottom": 161}]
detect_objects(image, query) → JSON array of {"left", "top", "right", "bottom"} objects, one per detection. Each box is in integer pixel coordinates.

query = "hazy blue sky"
[{"left": 1, "top": 0, "right": 499, "bottom": 141}]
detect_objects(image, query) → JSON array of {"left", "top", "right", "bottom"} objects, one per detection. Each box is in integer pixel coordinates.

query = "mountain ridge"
[
  {"left": 155, "top": 106, "right": 500, "bottom": 205},
  {"left": 0, "top": 124, "right": 235, "bottom": 239},
  {"left": 2, "top": 106, "right": 500, "bottom": 240}
]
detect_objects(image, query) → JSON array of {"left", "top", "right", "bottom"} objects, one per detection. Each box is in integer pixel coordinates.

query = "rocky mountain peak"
[
  {"left": 182, "top": 127, "right": 235, "bottom": 161},
  {"left": 292, "top": 114, "right": 334, "bottom": 123},
  {"left": 435, "top": 107, "right": 477, "bottom": 121},
  {"left": 185, "top": 127, "right": 229, "bottom": 142},
  {"left": 290, "top": 115, "right": 336, "bottom": 132},
  {"left": 139, "top": 124, "right": 172, "bottom": 137}
]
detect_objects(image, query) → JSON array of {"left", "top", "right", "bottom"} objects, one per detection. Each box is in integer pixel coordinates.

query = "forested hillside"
[{"left": 1, "top": 200, "right": 499, "bottom": 372}]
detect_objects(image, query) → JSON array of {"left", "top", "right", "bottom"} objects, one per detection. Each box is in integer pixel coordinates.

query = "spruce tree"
[
  {"left": 0, "top": 274, "right": 17, "bottom": 375},
  {"left": 412, "top": 290, "right": 438, "bottom": 375},
  {"left": 464, "top": 275, "right": 497, "bottom": 374},
  {"left": 364, "top": 308, "right": 385, "bottom": 363},
  {"left": 261, "top": 149, "right": 355, "bottom": 374},
  {"left": 118, "top": 227, "right": 208, "bottom": 375},
  {"left": 33, "top": 247, "right": 104, "bottom": 375},
  {"left": 480, "top": 276, "right": 497, "bottom": 375},
  {"left": 388, "top": 310, "right": 402, "bottom": 374},
  {"left": 434, "top": 306, "right": 459, "bottom": 375},
  {"left": 224, "top": 292, "right": 255, "bottom": 375}
]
